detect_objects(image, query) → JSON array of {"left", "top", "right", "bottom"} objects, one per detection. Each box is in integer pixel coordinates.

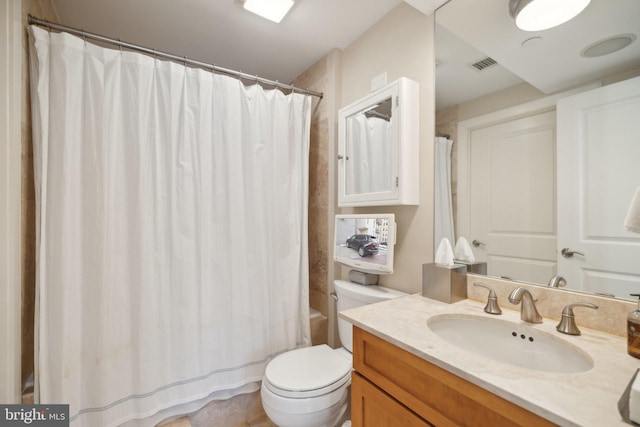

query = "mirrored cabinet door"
[{"left": 338, "top": 77, "right": 419, "bottom": 207}]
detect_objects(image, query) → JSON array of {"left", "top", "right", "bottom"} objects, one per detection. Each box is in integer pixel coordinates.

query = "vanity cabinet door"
[
  {"left": 351, "top": 372, "right": 433, "bottom": 427},
  {"left": 352, "top": 327, "right": 557, "bottom": 427}
]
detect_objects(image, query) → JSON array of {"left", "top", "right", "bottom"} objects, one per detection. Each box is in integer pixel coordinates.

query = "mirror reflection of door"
[
  {"left": 557, "top": 77, "right": 640, "bottom": 298},
  {"left": 345, "top": 97, "right": 393, "bottom": 195},
  {"left": 465, "top": 110, "right": 557, "bottom": 283}
]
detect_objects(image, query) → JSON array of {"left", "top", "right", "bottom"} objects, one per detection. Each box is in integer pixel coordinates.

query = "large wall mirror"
[{"left": 435, "top": 0, "right": 640, "bottom": 300}]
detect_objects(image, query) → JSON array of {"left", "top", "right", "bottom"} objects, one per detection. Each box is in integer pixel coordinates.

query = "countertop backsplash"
[{"left": 465, "top": 273, "right": 635, "bottom": 337}]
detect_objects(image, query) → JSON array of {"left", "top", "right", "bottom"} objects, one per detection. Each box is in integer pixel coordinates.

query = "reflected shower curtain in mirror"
[
  {"left": 29, "top": 26, "right": 310, "bottom": 426},
  {"left": 346, "top": 115, "right": 392, "bottom": 194},
  {"left": 434, "top": 136, "right": 455, "bottom": 253}
]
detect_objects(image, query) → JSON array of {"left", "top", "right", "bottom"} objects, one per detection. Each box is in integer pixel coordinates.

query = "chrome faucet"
[
  {"left": 508, "top": 287, "right": 542, "bottom": 323},
  {"left": 556, "top": 302, "right": 598, "bottom": 335},
  {"left": 547, "top": 274, "right": 567, "bottom": 288}
]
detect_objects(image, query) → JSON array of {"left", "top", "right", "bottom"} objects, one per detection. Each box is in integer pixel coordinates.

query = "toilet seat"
[{"left": 264, "top": 345, "right": 352, "bottom": 399}]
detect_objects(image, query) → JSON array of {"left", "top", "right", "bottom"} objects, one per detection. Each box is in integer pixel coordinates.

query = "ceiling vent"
[{"left": 470, "top": 57, "right": 498, "bottom": 72}]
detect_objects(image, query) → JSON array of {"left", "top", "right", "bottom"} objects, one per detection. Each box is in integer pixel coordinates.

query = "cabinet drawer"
[
  {"left": 352, "top": 371, "right": 433, "bottom": 427},
  {"left": 352, "top": 327, "right": 556, "bottom": 427}
]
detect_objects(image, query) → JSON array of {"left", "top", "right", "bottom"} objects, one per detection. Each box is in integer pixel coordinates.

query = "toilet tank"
[{"left": 334, "top": 279, "right": 407, "bottom": 352}]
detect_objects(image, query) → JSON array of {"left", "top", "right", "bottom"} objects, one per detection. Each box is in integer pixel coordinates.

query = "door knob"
[
  {"left": 472, "top": 239, "right": 484, "bottom": 247},
  {"left": 561, "top": 248, "right": 585, "bottom": 258}
]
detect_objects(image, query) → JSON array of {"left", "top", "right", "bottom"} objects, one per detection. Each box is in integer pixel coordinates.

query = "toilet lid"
[{"left": 265, "top": 345, "right": 351, "bottom": 393}]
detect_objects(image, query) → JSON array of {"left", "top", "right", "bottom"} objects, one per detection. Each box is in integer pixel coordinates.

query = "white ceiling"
[
  {"left": 436, "top": 0, "right": 640, "bottom": 110},
  {"left": 435, "top": 23, "right": 525, "bottom": 110},
  {"left": 49, "top": 0, "right": 446, "bottom": 85},
  {"left": 47, "top": 0, "right": 638, "bottom": 111}
]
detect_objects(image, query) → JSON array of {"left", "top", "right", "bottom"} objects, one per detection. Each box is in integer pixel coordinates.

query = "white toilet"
[{"left": 261, "top": 279, "right": 407, "bottom": 427}]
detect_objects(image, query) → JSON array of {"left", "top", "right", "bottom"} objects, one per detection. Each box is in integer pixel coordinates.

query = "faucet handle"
[
  {"left": 556, "top": 302, "right": 598, "bottom": 335},
  {"left": 473, "top": 282, "right": 502, "bottom": 315}
]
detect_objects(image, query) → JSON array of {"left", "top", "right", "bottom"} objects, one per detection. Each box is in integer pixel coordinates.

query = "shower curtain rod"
[{"left": 28, "top": 15, "right": 324, "bottom": 99}]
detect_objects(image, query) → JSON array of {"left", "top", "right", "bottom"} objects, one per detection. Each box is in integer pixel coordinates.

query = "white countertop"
[{"left": 339, "top": 294, "right": 640, "bottom": 427}]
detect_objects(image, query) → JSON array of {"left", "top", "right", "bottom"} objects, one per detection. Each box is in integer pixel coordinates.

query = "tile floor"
[{"left": 157, "top": 390, "right": 276, "bottom": 427}]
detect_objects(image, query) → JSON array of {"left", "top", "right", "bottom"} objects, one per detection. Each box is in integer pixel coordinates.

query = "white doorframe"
[
  {"left": 456, "top": 85, "right": 598, "bottom": 241},
  {"left": 0, "top": 0, "right": 23, "bottom": 404}
]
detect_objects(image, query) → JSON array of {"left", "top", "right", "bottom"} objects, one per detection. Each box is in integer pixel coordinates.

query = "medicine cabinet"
[{"left": 338, "top": 77, "right": 419, "bottom": 207}]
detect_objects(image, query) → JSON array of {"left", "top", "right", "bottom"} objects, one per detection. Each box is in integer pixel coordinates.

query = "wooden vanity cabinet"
[
  {"left": 351, "top": 372, "right": 433, "bottom": 427},
  {"left": 351, "top": 327, "right": 557, "bottom": 427}
]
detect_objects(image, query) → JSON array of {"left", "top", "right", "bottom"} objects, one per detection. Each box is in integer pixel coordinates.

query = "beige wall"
[
  {"left": 21, "top": 0, "right": 59, "bottom": 388},
  {"left": 436, "top": 69, "right": 640, "bottom": 134},
  {"left": 337, "top": 3, "right": 436, "bottom": 295},
  {"left": 456, "top": 82, "right": 545, "bottom": 121},
  {"left": 455, "top": 68, "right": 640, "bottom": 122}
]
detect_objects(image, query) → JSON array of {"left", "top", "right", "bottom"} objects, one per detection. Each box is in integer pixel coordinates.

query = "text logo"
[{"left": 0, "top": 405, "right": 69, "bottom": 426}]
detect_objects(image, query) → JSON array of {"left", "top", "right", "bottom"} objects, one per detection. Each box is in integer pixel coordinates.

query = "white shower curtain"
[
  {"left": 434, "top": 136, "right": 455, "bottom": 253},
  {"left": 29, "top": 26, "right": 310, "bottom": 426}
]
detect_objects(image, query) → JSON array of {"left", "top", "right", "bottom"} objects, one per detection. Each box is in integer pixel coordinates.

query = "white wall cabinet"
[{"left": 338, "top": 77, "right": 419, "bottom": 207}]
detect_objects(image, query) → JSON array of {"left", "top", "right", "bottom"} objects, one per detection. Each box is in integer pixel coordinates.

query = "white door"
[
  {"left": 557, "top": 76, "right": 640, "bottom": 298},
  {"left": 467, "top": 111, "right": 557, "bottom": 283}
]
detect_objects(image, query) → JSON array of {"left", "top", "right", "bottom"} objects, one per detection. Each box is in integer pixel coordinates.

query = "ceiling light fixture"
[
  {"left": 238, "top": 0, "right": 294, "bottom": 23},
  {"left": 509, "top": 0, "right": 591, "bottom": 32}
]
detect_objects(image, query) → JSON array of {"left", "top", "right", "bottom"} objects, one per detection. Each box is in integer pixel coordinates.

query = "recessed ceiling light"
[
  {"left": 581, "top": 34, "right": 636, "bottom": 58},
  {"left": 238, "top": 0, "right": 295, "bottom": 23},
  {"left": 509, "top": 0, "right": 590, "bottom": 32}
]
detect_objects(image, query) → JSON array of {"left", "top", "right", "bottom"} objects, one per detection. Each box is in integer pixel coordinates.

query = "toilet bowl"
[{"left": 261, "top": 280, "right": 407, "bottom": 427}]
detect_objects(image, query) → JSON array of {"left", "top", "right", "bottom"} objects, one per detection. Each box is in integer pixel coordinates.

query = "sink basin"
[{"left": 427, "top": 314, "right": 593, "bottom": 373}]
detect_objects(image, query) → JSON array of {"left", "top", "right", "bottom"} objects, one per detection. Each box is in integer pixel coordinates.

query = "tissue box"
[
  {"left": 455, "top": 260, "right": 487, "bottom": 275},
  {"left": 422, "top": 263, "right": 467, "bottom": 303}
]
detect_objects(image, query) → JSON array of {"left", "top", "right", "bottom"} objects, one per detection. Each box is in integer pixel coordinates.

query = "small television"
[{"left": 334, "top": 213, "right": 396, "bottom": 274}]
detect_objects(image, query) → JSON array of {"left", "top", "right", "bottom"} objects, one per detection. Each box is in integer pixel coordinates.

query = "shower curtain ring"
[{"left": 183, "top": 56, "right": 188, "bottom": 67}]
